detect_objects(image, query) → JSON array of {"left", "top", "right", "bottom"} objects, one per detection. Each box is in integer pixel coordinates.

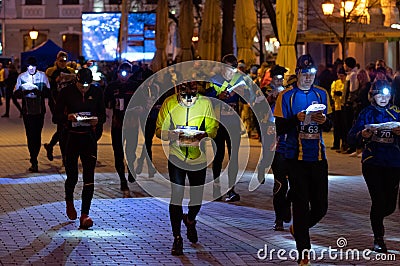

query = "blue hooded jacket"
[{"left": 348, "top": 104, "right": 400, "bottom": 167}]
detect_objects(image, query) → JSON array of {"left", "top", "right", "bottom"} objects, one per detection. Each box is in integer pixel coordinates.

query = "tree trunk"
[
  {"left": 262, "top": 0, "right": 278, "bottom": 41},
  {"left": 221, "top": 0, "right": 234, "bottom": 57}
]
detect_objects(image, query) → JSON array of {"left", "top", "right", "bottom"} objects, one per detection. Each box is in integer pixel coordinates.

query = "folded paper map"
[
  {"left": 365, "top": 121, "right": 400, "bottom": 130},
  {"left": 21, "top": 83, "right": 38, "bottom": 91},
  {"left": 305, "top": 103, "right": 326, "bottom": 114},
  {"left": 304, "top": 103, "right": 326, "bottom": 125},
  {"left": 172, "top": 129, "right": 205, "bottom": 146}
]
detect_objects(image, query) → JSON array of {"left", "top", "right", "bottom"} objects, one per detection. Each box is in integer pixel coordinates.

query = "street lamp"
[
  {"left": 321, "top": 0, "right": 334, "bottom": 15},
  {"left": 321, "top": 0, "right": 356, "bottom": 60},
  {"left": 29, "top": 27, "right": 39, "bottom": 49}
]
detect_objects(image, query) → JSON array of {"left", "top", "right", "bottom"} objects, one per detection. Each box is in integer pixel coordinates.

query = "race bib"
[
  {"left": 299, "top": 124, "right": 320, "bottom": 139},
  {"left": 372, "top": 129, "right": 394, "bottom": 144}
]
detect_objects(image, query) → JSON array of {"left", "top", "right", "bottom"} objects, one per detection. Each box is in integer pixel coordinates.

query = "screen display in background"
[{"left": 82, "top": 12, "right": 156, "bottom": 62}]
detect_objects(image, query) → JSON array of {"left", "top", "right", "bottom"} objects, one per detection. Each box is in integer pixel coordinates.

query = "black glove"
[{"left": 334, "top": 91, "right": 342, "bottom": 96}]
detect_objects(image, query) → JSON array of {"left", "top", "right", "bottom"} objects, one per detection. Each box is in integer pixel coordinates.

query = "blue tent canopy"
[{"left": 21, "top": 40, "right": 71, "bottom": 72}]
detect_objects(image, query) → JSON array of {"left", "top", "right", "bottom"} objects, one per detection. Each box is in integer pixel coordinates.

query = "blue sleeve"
[{"left": 205, "top": 83, "right": 218, "bottom": 98}]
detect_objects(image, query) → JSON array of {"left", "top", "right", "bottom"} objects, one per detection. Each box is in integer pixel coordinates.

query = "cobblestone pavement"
[{"left": 0, "top": 104, "right": 399, "bottom": 265}]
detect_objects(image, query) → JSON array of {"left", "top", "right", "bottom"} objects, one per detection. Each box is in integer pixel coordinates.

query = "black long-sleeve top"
[{"left": 53, "top": 82, "right": 106, "bottom": 133}]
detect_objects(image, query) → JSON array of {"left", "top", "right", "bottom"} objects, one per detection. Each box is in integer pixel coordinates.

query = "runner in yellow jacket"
[{"left": 156, "top": 80, "right": 218, "bottom": 256}]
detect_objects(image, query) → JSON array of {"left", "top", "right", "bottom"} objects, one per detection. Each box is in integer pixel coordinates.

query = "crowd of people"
[{"left": 2, "top": 51, "right": 400, "bottom": 266}]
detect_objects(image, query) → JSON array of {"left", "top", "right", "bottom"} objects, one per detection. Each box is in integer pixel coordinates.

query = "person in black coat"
[
  {"left": 53, "top": 68, "right": 106, "bottom": 229},
  {"left": 2, "top": 64, "right": 22, "bottom": 117}
]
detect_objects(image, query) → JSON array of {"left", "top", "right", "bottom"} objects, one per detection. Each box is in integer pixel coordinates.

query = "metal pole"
[
  {"left": 118, "top": 0, "right": 128, "bottom": 61},
  {"left": 258, "top": 0, "right": 264, "bottom": 63},
  {"left": 342, "top": 1, "right": 346, "bottom": 60}
]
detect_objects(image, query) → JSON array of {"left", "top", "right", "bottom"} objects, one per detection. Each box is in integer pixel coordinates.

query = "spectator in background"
[
  {"left": 375, "top": 59, "right": 392, "bottom": 82},
  {"left": 317, "top": 63, "right": 336, "bottom": 104},
  {"left": 0, "top": 62, "right": 6, "bottom": 105},
  {"left": 249, "top": 65, "right": 258, "bottom": 80},
  {"left": 332, "top": 59, "right": 344, "bottom": 80},
  {"left": 375, "top": 67, "right": 391, "bottom": 83},
  {"left": 375, "top": 59, "right": 386, "bottom": 70},
  {"left": 348, "top": 69, "right": 372, "bottom": 157},
  {"left": 330, "top": 67, "right": 346, "bottom": 150},
  {"left": 2, "top": 64, "right": 22, "bottom": 118},
  {"left": 366, "top": 62, "right": 376, "bottom": 82},
  {"left": 254, "top": 62, "right": 268, "bottom": 90},
  {"left": 238, "top": 60, "right": 246, "bottom": 73},
  {"left": 260, "top": 65, "right": 272, "bottom": 90},
  {"left": 354, "top": 69, "right": 372, "bottom": 118},
  {"left": 341, "top": 56, "right": 358, "bottom": 154}
]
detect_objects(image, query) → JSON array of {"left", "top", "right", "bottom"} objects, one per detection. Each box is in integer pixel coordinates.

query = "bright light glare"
[
  {"left": 59, "top": 230, "right": 135, "bottom": 238},
  {"left": 391, "top": 23, "right": 400, "bottom": 29},
  {"left": 342, "top": 0, "right": 355, "bottom": 14},
  {"left": 382, "top": 87, "right": 390, "bottom": 95}
]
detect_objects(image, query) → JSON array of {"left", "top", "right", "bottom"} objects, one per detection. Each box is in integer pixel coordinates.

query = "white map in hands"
[
  {"left": 365, "top": 121, "right": 400, "bottom": 130},
  {"left": 21, "top": 82, "right": 38, "bottom": 91},
  {"left": 304, "top": 103, "right": 326, "bottom": 125},
  {"left": 227, "top": 80, "right": 246, "bottom": 93},
  {"left": 305, "top": 103, "right": 326, "bottom": 114},
  {"left": 76, "top": 116, "right": 98, "bottom": 122},
  {"left": 173, "top": 128, "right": 205, "bottom": 136},
  {"left": 73, "top": 115, "right": 98, "bottom": 127},
  {"left": 172, "top": 129, "right": 205, "bottom": 146}
]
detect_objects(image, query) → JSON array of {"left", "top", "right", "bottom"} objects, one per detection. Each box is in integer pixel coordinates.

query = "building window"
[
  {"left": 109, "top": 0, "right": 121, "bottom": 4},
  {"left": 62, "top": 34, "right": 80, "bottom": 60},
  {"left": 25, "top": 0, "right": 42, "bottom": 5},
  {"left": 63, "top": 0, "right": 79, "bottom": 4}
]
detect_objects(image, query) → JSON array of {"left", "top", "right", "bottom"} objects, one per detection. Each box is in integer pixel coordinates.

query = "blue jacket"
[
  {"left": 274, "top": 85, "right": 332, "bottom": 161},
  {"left": 348, "top": 104, "right": 400, "bottom": 167}
]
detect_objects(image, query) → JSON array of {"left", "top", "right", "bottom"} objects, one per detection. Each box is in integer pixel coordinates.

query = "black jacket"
[{"left": 54, "top": 83, "right": 106, "bottom": 134}]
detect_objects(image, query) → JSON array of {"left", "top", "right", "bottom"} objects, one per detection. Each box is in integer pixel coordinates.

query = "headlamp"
[
  {"left": 275, "top": 74, "right": 283, "bottom": 79},
  {"left": 121, "top": 70, "right": 127, "bottom": 77},
  {"left": 299, "top": 67, "right": 317, "bottom": 74},
  {"left": 382, "top": 87, "right": 390, "bottom": 95},
  {"left": 28, "top": 65, "right": 35, "bottom": 70}
]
